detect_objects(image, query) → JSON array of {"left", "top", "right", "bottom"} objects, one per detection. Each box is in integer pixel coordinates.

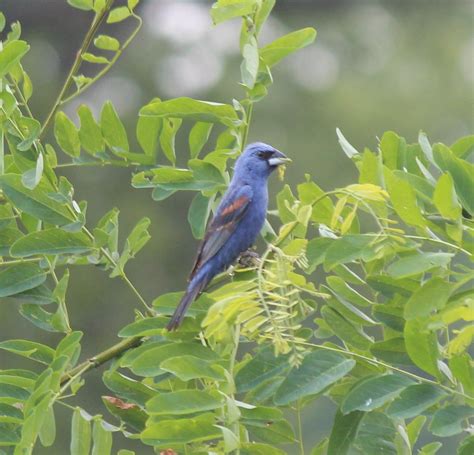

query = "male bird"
[{"left": 166, "top": 142, "right": 290, "bottom": 330}]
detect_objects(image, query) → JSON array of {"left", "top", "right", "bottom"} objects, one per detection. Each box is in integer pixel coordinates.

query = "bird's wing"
[{"left": 189, "top": 184, "right": 253, "bottom": 280}]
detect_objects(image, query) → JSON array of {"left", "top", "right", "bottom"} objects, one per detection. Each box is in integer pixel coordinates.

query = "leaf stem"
[
  {"left": 0, "top": 257, "right": 42, "bottom": 266},
  {"left": 55, "top": 159, "right": 133, "bottom": 169},
  {"left": 229, "top": 323, "right": 241, "bottom": 455},
  {"left": 40, "top": 0, "right": 116, "bottom": 137},
  {"left": 296, "top": 400, "right": 305, "bottom": 455}
]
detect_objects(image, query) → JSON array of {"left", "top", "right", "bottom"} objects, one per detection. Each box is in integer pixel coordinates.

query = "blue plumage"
[{"left": 166, "top": 142, "right": 290, "bottom": 330}]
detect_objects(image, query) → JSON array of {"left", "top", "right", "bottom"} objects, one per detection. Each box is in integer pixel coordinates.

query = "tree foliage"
[{"left": 0, "top": 1, "right": 473, "bottom": 454}]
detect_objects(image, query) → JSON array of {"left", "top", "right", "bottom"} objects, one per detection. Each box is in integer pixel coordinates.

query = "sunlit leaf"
[
  {"left": 54, "top": 112, "right": 80, "bottom": 157},
  {"left": 260, "top": 28, "right": 316, "bottom": 67}
]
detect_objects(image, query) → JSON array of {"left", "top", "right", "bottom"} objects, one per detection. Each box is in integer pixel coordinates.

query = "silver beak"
[{"left": 268, "top": 151, "right": 291, "bottom": 167}]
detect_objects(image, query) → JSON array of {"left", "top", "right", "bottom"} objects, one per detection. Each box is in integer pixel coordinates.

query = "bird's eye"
[{"left": 257, "top": 150, "right": 272, "bottom": 159}]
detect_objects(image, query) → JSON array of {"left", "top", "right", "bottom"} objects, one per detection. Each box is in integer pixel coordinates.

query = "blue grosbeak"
[{"left": 167, "top": 142, "right": 290, "bottom": 330}]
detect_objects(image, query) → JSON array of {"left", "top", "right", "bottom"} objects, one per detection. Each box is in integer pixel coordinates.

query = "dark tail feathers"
[{"left": 166, "top": 276, "right": 209, "bottom": 331}]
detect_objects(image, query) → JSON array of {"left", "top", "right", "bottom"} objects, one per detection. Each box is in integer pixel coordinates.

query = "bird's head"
[{"left": 234, "top": 142, "right": 291, "bottom": 181}]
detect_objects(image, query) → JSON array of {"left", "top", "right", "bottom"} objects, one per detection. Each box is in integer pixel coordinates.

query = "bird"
[{"left": 166, "top": 142, "right": 291, "bottom": 330}]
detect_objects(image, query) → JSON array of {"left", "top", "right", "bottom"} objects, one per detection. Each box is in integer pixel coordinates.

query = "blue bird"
[{"left": 166, "top": 142, "right": 290, "bottom": 330}]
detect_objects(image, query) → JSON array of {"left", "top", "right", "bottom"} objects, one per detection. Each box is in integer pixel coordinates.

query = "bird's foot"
[{"left": 237, "top": 248, "right": 260, "bottom": 268}]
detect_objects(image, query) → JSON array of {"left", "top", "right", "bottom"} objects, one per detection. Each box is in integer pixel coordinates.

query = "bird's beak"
[{"left": 268, "top": 150, "right": 292, "bottom": 166}]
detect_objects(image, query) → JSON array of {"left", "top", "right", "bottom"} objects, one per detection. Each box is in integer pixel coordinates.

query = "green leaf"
[
  {"left": 321, "top": 307, "right": 372, "bottom": 350},
  {"left": 118, "top": 317, "right": 167, "bottom": 337},
  {"left": 297, "top": 178, "right": 334, "bottom": 225},
  {"left": 67, "top": 0, "right": 93, "bottom": 10},
  {"left": 100, "top": 101, "right": 129, "bottom": 153},
  {"left": 70, "top": 408, "right": 91, "bottom": 455},
  {"left": 54, "top": 112, "right": 80, "bottom": 157},
  {"left": 160, "top": 118, "right": 181, "bottom": 165},
  {"left": 140, "top": 97, "right": 239, "bottom": 127},
  {"left": 128, "top": 342, "right": 219, "bottom": 377},
  {"left": 359, "top": 148, "right": 383, "bottom": 186},
  {"left": 341, "top": 374, "right": 413, "bottom": 414},
  {"left": 305, "top": 237, "right": 332, "bottom": 272},
  {"left": 247, "top": 418, "right": 295, "bottom": 444},
  {"left": 77, "top": 105, "right": 105, "bottom": 155},
  {"left": 387, "top": 253, "right": 454, "bottom": 278},
  {"left": 380, "top": 131, "right": 405, "bottom": 170},
  {"left": 146, "top": 390, "right": 223, "bottom": 416},
  {"left": 160, "top": 355, "right": 226, "bottom": 381},
  {"left": 369, "top": 338, "right": 412, "bottom": 365},
  {"left": 433, "top": 173, "right": 462, "bottom": 220},
  {"left": 10, "top": 228, "right": 92, "bottom": 257},
  {"left": 94, "top": 34, "right": 120, "bottom": 51},
  {"left": 326, "top": 276, "right": 372, "bottom": 307},
  {"left": 235, "top": 347, "right": 290, "bottom": 393},
  {"left": 451, "top": 134, "right": 474, "bottom": 159},
  {"left": 0, "top": 263, "right": 46, "bottom": 298},
  {"left": 433, "top": 143, "right": 474, "bottom": 216},
  {"left": 274, "top": 350, "right": 355, "bottom": 405},
  {"left": 260, "top": 28, "right": 317, "bottom": 68},
  {"left": 458, "top": 436, "right": 474, "bottom": 455},
  {"left": 327, "top": 410, "right": 364, "bottom": 455},
  {"left": 241, "top": 443, "right": 286, "bottom": 455},
  {"left": 21, "top": 153, "right": 43, "bottom": 190},
  {"left": 419, "top": 442, "right": 443, "bottom": 455},
  {"left": 189, "top": 122, "right": 213, "bottom": 158},
  {"left": 0, "top": 339, "right": 54, "bottom": 364},
  {"left": 102, "top": 396, "right": 146, "bottom": 432},
  {"left": 102, "top": 370, "right": 155, "bottom": 407},
  {"left": 188, "top": 192, "right": 213, "bottom": 239},
  {"left": 336, "top": 128, "right": 359, "bottom": 158},
  {"left": 136, "top": 115, "right": 161, "bottom": 159},
  {"left": 404, "top": 319, "right": 440, "bottom": 378},
  {"left": 384, "top": 168, "right": 426, "bottom": 228},
  {"left": 449, "top": 353, "right": 474, "bottom": 399},
  {"left": 241, "top": 37, "right": 259, "bottom": 88},
  {"left": 107, "top": 6, "right": 131, "bottom": 23},
  {"left": 324, "top": 235, "right": 374, "bottom": 270},
  {"left": 352, "top": 412, "right": 397, "bottom": 455},
  {"left": 406, "top": 415, "right": 426, "bottom": 447},
  {"left": 404, "top": 277, "right": 454, "bottom": 320},
  {"left": 429, "top": 405, "right": 474, "bottom": 437},
  {"left": 0, "top": 228, "right": 23, "bottom": 255},
  {"left": 81, "top": 52, "right": 109, "bottom": 64},
  {"left": 0, "top": 40, "right": 30, "bottom": 78},
  {"left": 39, "top": 405, "right": 56, "bottom": 447},
  {"left": 386, "top": 384, "right": 445, "bottom": 419},
  {"left": 140, "top": 413, "right": 220, "bottom": 445},
  {"left": 367, "top": 275, "right": 418, "bottom": 298},
  {"left": 91, "top": 419, "right": 112, "bottom": 455},
  {"left": 210, "top": 0, "right": 257, "bottom": 25}
]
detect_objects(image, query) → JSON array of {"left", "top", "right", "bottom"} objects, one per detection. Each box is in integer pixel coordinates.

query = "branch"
[
  {"left": 60, "top": 335, "right": 143, "bottom": 386},
  {"left": 40, "top": 0, "right": 115, "bottom": 137}
]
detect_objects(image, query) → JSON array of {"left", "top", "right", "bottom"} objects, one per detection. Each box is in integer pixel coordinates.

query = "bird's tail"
[{"left": 166, "top": 273, "right": 210, "bottom": 331}]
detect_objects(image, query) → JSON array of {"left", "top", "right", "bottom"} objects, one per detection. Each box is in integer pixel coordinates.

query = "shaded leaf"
[
  {"left": 0, "top": 263, "right": 46, "bottom": 298},
  {"left": 10, "top": 228, "right": 92, "bottom": 257},
  {"left": 274, "top": 350, "right": 355, "bottom": 405}
]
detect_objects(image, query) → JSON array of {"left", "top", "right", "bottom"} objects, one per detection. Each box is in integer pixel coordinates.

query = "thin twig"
[
  {"left": 40, "top": 0, "right": 116, "bottom": 137},
  {"left": 59, "top": 336, "right": 143, "bottom": 386}
]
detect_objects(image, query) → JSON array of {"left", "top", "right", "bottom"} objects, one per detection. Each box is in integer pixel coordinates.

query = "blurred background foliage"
[{"left": 1, "top": 0, "right": 472, "bottom": 453}]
